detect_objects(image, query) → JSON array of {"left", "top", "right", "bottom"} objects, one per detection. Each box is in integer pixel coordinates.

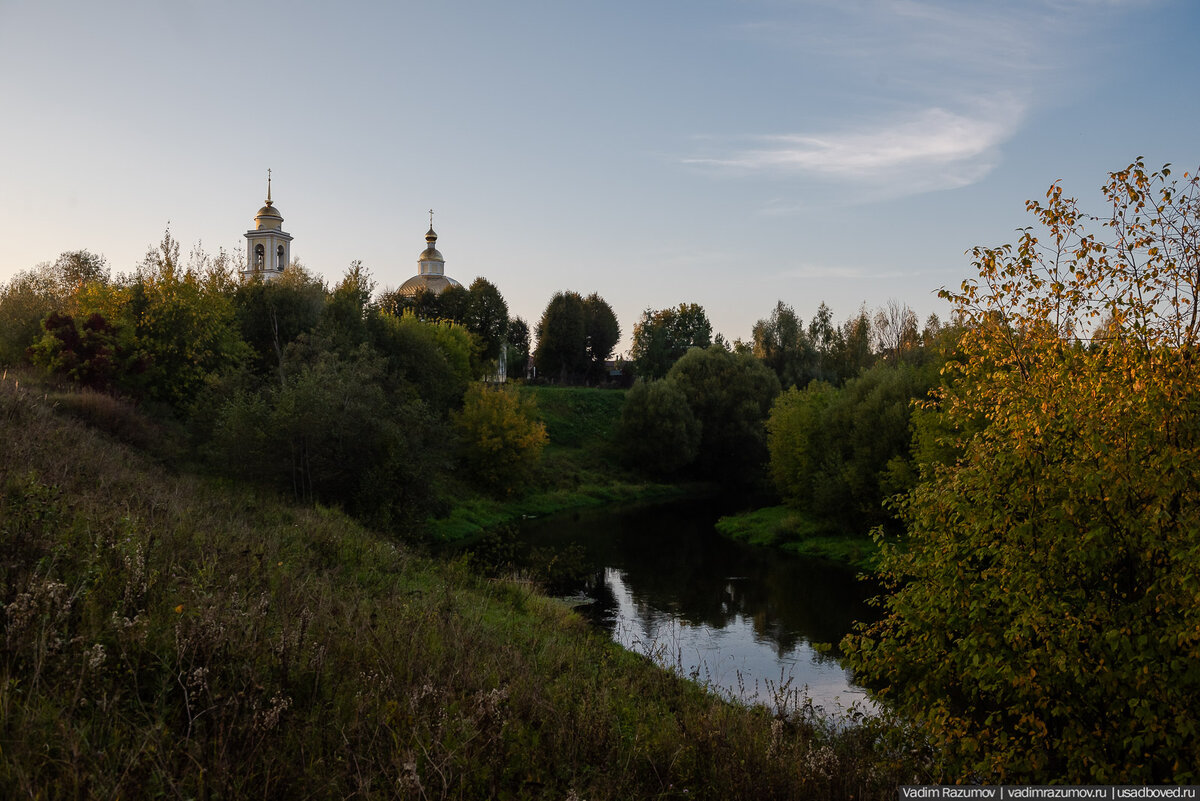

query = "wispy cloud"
[
  {"left": 679, "top": 0, "right": 1122, "bottom": 199},
  {"left": 685, "top": 94, "right": 1023, "bottom": 192}
]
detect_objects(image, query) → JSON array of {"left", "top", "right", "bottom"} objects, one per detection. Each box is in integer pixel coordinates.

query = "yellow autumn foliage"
[
  {"left": 845, "top": 159, "right": 1200, "bottom": 782},
  {"left": 452, "top": 383, "right": 548, "bottom": 493}
]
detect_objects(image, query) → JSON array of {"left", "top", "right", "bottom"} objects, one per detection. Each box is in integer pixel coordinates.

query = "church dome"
[
  {"left": 397, "top": 274, "right": 461, "bottom": 296},
  {"left": 397, "top": 216, "right": 459, "bottom": 295},
  {"left": 254, "top": 200, "right": 283, "bottom": 231}
]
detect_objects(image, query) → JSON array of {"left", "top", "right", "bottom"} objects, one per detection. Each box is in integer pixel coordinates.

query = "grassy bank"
[
  {"left": 0, "top": 374, "right": 924, "bottom": 798},
  {"left": 715, "top": 505, "right": 880, "bottom": 571},
  {"left": 429, "top": 480, "right": 700, "bottom": 542},
  {"left": 432, "top": 385, "right": 710, "bottom": 542}
]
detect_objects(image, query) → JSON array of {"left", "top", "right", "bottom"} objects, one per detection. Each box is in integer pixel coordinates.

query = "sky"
[{"left": 2, "top": 0, "right": 1197, "bottom": 355}]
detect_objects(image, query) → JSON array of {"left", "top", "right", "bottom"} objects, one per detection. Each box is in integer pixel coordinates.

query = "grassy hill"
[{"left": 0, "top": 373, "right": 920, "bottom": 799}]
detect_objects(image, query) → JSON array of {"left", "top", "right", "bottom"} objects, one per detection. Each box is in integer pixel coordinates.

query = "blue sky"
[{"left": 1, "top": 0, "right": 1196, "bottom": 354}]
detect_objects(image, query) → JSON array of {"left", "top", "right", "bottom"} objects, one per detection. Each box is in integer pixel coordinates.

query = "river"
[{"left": 515, "top": 498, "right": 880, "bottom": 718}]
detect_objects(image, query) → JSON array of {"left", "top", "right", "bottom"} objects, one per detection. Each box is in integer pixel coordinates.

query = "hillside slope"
[{"left": 0, "top": 375, "right": 916, "bottom": 799}]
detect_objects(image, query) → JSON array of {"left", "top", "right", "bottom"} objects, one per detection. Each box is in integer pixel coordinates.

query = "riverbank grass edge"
[{"left": 715, "top": 505, "right": 880, "bottom": 571}]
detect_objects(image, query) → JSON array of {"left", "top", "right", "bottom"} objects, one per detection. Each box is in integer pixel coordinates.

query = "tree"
[
  {"left": 618, "top": 378, "right": 702, "bottom": 476},
  {"left": 630, "top": 303, "right": 713, "bottom": 379},
  {"left": 452, "top": 384, "right": 547, "bottom": 493},
  {"left": 211, "top": 343, "right": 449, "bottom": 529},
  {"left": 120, "top": 231, "right": 248, "bottom": 406},
  {"left": 0, "top": 250, "right": 110, "bottom": 365},
  {"left": 27, "top": 311, "right": 145, "bottom": 392},
  {"left": 751, "top": 301, "right": 809, "bottom": 389},
  {"left": 833, "top": 304, "right": 874, "bottom": 380},
  {"left": 463, "top": 277, "right": 509, "bottom": 365},
  {"left": 767, "top": 362, "right": 937, "bottom": 531},
  {"left": 873, "top": 299, "right": 921, "bottom": 364},
  {"left": 765, "top": 380, "right": 835, "bottom": 508},
  {"left": 0, "top": 270, "right": 60, "bottom": 365},
  {"left": 319, "top": 261, "right": 376, "bottom": 352},
  {"left": 371, "top": 311, "right": 473, "bottom": 413},
  {"left": 582, "top": 292, "right": 620, "bottom": 382},
  {"left": 532, "top": 291, "right": 621, "bottom": 385},
  {"left": 844, "top": 160, "right": 1200, "bottom": 782},
  {"left": 665, "top": 345, "right": 780, "bottom": 483},
  {"left": 806, "top": 302, "right": 841, "bottom": 383},
  {"left": 234, "top": 264, "right": 327, "bottom": 380},
  {"left": 533, "top": 291, "right": 587, "bottom": 382},
  {"left": 506, "top": 316, "right": 530, "bottom": 379}
]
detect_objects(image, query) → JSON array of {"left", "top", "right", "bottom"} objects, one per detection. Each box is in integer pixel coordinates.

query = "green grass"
[
  {"left": 520, "top": 384, "right": 627, "bottom": 450},
  {"left": 715, "top": 505, "right": 881, "bottom": 571},
  {"left": 0, "top": 370, "right": 927, "bottom": 799},
  {"left": 429, "top": 481, "right": 700, "bottom": 542},
  {"left": 430, "top": 384, "right": 709, "bottom": 543}
]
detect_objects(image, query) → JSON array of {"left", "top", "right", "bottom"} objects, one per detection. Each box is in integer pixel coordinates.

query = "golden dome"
[
  {"left": 256, "top": 201, "right": 283, "bottom": 219},
  {"left": 397, "top": 274, "right": 462, "bottom": 296}
]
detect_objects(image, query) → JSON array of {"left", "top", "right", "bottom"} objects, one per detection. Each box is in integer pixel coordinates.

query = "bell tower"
[{"left": 243, "top": 170, "right": 293, "bottom": 282}]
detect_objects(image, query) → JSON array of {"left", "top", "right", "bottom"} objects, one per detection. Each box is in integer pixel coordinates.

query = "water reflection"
[{"left": 517, "top": 499, "right": 879, "bottom": 715}]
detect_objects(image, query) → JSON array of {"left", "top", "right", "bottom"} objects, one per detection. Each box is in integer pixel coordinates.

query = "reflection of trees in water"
[
  {"left": 576, "top": 569, "right": 617, "bottom": 633},
  {"left": 522, "top": 500, "right": 877, "bottom": 658}
]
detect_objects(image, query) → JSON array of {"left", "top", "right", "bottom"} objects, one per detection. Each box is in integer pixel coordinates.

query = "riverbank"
[
  {"left": 428, "top": 479, "right": 705, "bottom": 541},
  {"left": 715, "top": 505, "right": 880, "bottom": 572},
  {"left": 431, "top": 384, "right": 714, "bottom": 542},
  {"left": 0, "top": 372, "right": 922, "bottom": 798}
]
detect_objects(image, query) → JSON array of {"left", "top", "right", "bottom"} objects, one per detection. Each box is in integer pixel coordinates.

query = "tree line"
[
  {"left": 619, "top": 295, "right": 951, "bottom": 525},
  {"left": 0, "top": 234, "right": 555, "bottom": 527},
  {"left": 0, "top": 226, "right": 949, "bottom": 525}
]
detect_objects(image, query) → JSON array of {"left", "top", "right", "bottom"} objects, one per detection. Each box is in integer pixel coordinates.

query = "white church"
[{"left": 240, "top": 174, "right": 461, "bottom": 294}]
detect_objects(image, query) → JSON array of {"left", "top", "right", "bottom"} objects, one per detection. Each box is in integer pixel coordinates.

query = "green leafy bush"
[
  {"left": 617, "top": 378, "right": 701, "bottom": 476},
  {"left": 666, "top": 345, "right": 781, "bottom": 483},
  {"left": 452, "top": 383, "right": 548, "bottom": 493},
  {"left": 767, "top": 362, "right": 938, "bottom": 531}
]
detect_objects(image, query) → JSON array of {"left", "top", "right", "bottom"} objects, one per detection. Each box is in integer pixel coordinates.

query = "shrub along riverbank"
[{"left": 0, "top": 374, "right": 925, "bottom": 798}]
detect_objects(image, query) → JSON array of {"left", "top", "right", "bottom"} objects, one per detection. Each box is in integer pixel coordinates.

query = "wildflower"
[{"left": 86, "top": 643, "right": 107, "bottom": 671}]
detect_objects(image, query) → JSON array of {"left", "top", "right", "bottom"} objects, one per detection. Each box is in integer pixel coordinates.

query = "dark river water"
[{"left": 515, "top": 498, "right": 880, "bottom": 717}]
